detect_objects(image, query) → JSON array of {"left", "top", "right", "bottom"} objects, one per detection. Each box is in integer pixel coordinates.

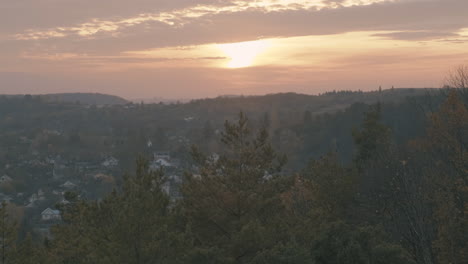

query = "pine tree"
[
  {"left": 425, "top": 91, "right": 468, "bottom": 264},
  {"left": 352, "top": 103, "right": 393, "bottom": 224},
  {"left": 50, "top": 158, "right": 184, "bottom": 264},
  {"left": 352, "top": 103, "right": 390, "bottom": 170},
  {"left": 14, "top": 233, "right": 47, "bottom": 264},
  {"left": 0, "top": 202, "right": 17, "bottom": 264},
  {"left": 181, "top": 112, "right": 289, "bottom": 263},
  {"left": 302, "top": 152, "right": 356, "bottom": 220}
]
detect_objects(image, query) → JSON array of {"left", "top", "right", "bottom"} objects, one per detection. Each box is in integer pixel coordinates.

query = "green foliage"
[
  {"left": 309, "top": 222, "right": 415, "bottom": 264},
  {"left": 352, "top": 103, "right": 390, "bottom": 169},
  {"left": 303, "top": 152, "right": 357, "bottom": 219},
  {"left": 1, "top": 90, "right": 467, "bottom": 264},
  {"left": 49, "top": 158, "right": 186, "bottom": 264},
  {"left": 251, "top": 241, "right": 312, "bottom": 264},
  {"left": 0, "top": 202, "right": 17, "bottom": 264},
  {"left": 424, "top": 91, "right": 468, "bottom": 264},
  {"left": 181, "top": 112, "right": 289, "bottom": 263},
  {"left": 14, "top": 233, "right": 48, "bottom": 264}
]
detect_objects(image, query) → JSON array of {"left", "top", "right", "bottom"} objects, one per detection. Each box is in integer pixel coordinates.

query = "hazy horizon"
[
  {"left": 0, "top": 86, "right": 438, "bottom": 102},
  {"left": 2, "top": 0, "right": 468, "bottom": 98}
]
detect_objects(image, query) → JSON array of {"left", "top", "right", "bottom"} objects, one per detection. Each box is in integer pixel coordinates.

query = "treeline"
[
  {"left": 0, "top": 88, "right": 442, "bottom": 177},
  {"left": 0, "top": 90, "right": 466, "bottom": 264}
]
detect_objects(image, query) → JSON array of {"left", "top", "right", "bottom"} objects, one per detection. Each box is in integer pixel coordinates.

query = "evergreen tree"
[
  {"left": 424, "top": 91, "right": 468, "bottom": 264},
  {"left": 14, "top": 233, "right": 47, "bottom": 264},
  {"left": 309, "top": 221, "right": 415, "bottom": 264},
  {"left": 180, "top": 112, "right": 289, "bottom": 263},
  {"left": 302, "top": 152, "right": 356, "bottom": 220},
  {"left": 0, "top": 202, "right": 17, "bottom": 264},
  {"left": 50, "top": 158, "right": 185, "bottom": 264},
  {"left": 352, "top": 103, "right": 390, "bottom": 170},
  {"left": 283, "top": 155, "right": 415, "bottom": 264}
]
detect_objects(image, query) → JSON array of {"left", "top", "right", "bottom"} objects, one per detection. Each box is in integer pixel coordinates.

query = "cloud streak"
[
  {"left": 3, "top": 0, "right": 466, "bottom": 57},
  {"left": 11, "top": 0, "right": 393, "bottom": 41}
]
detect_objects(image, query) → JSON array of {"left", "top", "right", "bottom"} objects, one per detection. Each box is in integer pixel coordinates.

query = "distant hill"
[
  {"left": 181, "top": 88, "right": 438, "bottom": 120},
  {"left": 0, "top": 87, "right": 448, "bottom": 171},
  {"left": 40, "top": 93, "right": 129, "bottom": 105},
  {"left": 2, "top": 93, "right": 129, "bottom": 105}
]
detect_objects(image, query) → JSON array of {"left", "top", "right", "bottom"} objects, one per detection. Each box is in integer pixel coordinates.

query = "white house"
[
  {"left": 59, "top": 198, "right": 71, "bottom": 205},
  {"left": 102, "top": 157, "right": 119, "bottom": 167},
  {"left": 61, "top": 181, "right": 77, "bottom": 189},
  {"left": 0, "top": 175, "right": 12, "bottom": 183},
  {"left": 41, "top": 208, "right": 61, "bottom": 221},
  {"left": 154, "top": 158, "right": 172, "bottom": 167}
]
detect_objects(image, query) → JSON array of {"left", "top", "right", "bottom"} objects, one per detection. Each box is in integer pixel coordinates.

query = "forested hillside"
[
  {"left": 0, "top": 88, "right": 466, "bottom": 264},
  {"left": 0, "top": 88, "right": 437, "bottom": 171},
  {"left": 4, "top": 93, "right": 129, "bottom": 105}
]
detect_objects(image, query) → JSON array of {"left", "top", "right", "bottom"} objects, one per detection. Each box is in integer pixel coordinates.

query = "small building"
[
  {"left": 41, "top": 208, "right": 61, "bottom": 221},
  {"left": 0, "top": 175, "right": 12, "bottom": 183},
  {"left": 154, "top": 152, "right": 171, "bottom": 160},
  {"left": 162, "top": 175, "right": 183, "bottom": 199},
  {"left": 210, "top": 153, "right": 220, "bottom": 163},
  {"left": 61, "top": 181, "right": 77, "bottom": 189},
  {"left": 102, "top": 157, "right": 119, "bottom": 167},
  {"left": 52, "top": 158, "right": 68, "bottom": 180},
  {"left": 0, "top": 193, "right": 13, "bottom": 202},
  {"left": 153, "top": 158, "right": 172, "bottom": 167},
  {"left": 59, "top": 198, "right": 70, "bottom": 205}
]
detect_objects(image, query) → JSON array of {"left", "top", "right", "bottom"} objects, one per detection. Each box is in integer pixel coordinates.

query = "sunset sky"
[{"left": 1, "top": 0, "right": 468, "bottom": 99}]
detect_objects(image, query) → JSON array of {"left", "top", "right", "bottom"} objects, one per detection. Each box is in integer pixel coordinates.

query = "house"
[
  {"left": 162, "top": 175, "right": 183, "bottom": 199},
  {"left": 61, "top": 181, "right": 77, "bottom": 189},
  {"left": 27, "top": 194, "right": 38, "bottom": 207},
  {"left": 38, "top": 189, "right": 45, "bottom": 200},
  {"left": 150, "top": 152, "right": 174, "bottom": 169},
  {"left": 75, "top": 161, "right": 97, "bottom": 171},
  {"left": 0, "top": 175, "right": 12, "bottom": 184},
  {"left": 153, "top": 158, "right": 172, "bottom": 167},
  {"left": 59, "top": 198, "right": 70, "bottom": 205},
  {"left": 41, "top": 208, "right": 61, "bottom": 221},
  {"left": 0, "top": 193, "right": 13, "bottom": 202},
  {"left": 150, "top": 159, "right": 170, "bottom": 171},
  {"left": 154, "top": 152, "right": 171, "bottom": 160},
  {"left": 52, "top": 158, "right": 68, "bottom": 180},
  {"left": 102, "top": 157, "right": 119, "bottom": 167},
  {"left": 44, "top": 129, "right": 62, "bottom": 136},
  {"left": 28, "top": 189, "right": 46, "bottom": 207},
  {"left": 210, "top": 153, "right": 220, "bottom": 163}
]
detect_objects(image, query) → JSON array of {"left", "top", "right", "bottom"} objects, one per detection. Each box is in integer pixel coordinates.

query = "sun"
[{"left": 217, "top": 40, "right": 270, "bottom": 68}]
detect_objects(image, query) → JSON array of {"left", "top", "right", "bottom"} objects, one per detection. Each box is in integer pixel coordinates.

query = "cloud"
[
  {"left": 0, "top": 0, "right": 234, "bottom": 34},
  {"left": 372, "top": 31, "right": 460, "bottom": 41},
  {"left": 2, "top": 0, "right": 467, "bottom": 57},
  {"left": 8, "top": 0, "right": 389, "bottom": 41}
]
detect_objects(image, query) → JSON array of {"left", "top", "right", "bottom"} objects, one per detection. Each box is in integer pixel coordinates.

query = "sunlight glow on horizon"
[{"left": 217, "top": 40, "right": 271, "bottom": 68}]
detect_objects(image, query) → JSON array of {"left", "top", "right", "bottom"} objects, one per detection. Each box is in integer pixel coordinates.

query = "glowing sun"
[{"left": 217, "top": 40, "right": 270, "bottom": 68}]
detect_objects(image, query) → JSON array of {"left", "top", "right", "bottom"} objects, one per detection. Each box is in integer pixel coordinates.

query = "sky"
[{"left": 1, "top": 0, "right": 468, "bottom": 99}]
